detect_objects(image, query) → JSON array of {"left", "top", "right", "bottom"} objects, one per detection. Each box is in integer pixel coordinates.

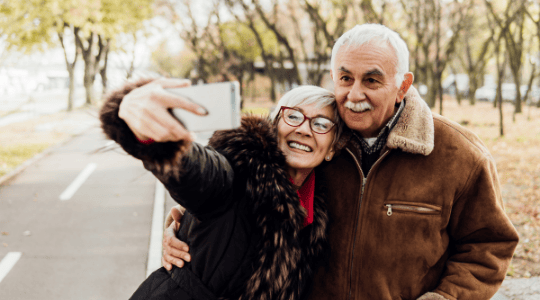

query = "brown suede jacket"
[{"left": 306, "top": 87, "right": 519, "bottom": 300}]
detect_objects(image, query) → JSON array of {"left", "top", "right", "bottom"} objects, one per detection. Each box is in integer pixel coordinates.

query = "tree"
[
  {"left": 151, "top": 42, "right": 195, "bottom": 78},
  {"left": 0, "top": 0, "right": 154, "bottom": 108},
  {"left": 157, "top": 0, "right": 277, "bottom": 101},
  {"left": 400, "top": 0, "right": 471, "bottom": 113},
  {"left": 485, "top": 0, "right": 529, "bottom": 115},
  {"left": 58, "top": 25, "right": 80, "bottom": 111},
  {"left": 455, "top": 2, "right": 494, "bottom": 105},
  {"left": 492, "top": 27, "right": 508, "bottom": 136},
  {"left": 0, "top": 0, "right": 79, "bottom": 108},
  {"left": 359, "top": 0, "right": 387, "bottom": 23},
  {"left": 292, "top": 0, "right": 350, "bottom": 86},
  {"left": 525, "top": 1, "right": 540, "bottom": 107},
  {"left": 69, "top": 0, "right": 154, "bottom": 104},
  {"left": 222, "top": 0, "right": 302, "bottom": 101}
]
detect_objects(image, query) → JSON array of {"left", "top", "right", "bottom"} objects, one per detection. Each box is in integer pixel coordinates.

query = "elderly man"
[
  {"left": 299, "top": 24, "right": 519, "bottom": 300},
  {"left": 121, "top": 24, "right": 518, "bottom": 300}
]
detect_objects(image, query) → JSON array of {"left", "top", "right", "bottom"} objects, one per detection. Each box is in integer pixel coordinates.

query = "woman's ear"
[{"left": 325, "top": 148, "right": 336, "bottom": 161}]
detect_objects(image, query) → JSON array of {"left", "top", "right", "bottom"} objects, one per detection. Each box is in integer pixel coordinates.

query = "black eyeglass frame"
[{"left": 279, "top": 106, "right": 336, "bottom": 134}]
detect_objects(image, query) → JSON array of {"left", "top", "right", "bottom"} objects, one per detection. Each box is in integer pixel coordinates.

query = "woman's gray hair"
[
  {"left": 270, "top": 85, "right": 343, "bottom": 146},
  {"left": 330, "top": 23, "right": 410, "bottom": 88}
]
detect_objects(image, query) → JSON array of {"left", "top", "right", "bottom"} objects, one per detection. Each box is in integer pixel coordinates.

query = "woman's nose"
[{"left": 295, "top": 120, "right": 313, "bottom": 136}]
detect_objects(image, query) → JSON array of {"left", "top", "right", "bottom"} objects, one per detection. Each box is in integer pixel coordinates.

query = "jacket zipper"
[
  {"left": 385, "top": 204, "right": 440, "bottom": 216},
  {"left": 345, "top": 147, "right": 390, "bottom": 300}
]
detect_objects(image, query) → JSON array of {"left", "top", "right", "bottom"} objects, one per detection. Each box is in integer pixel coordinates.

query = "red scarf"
[{"left": 289, "top": 172, "right": 315, "bottom": 227}]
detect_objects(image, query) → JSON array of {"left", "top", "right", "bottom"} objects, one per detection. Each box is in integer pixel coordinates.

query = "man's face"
[{"left": 332, "top": 42, "right": 403, "bottom": 138}]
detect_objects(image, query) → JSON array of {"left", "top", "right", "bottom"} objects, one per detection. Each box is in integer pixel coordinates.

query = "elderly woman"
[{"left": 99, "top": 80, "right": 343, "bottom": 300}]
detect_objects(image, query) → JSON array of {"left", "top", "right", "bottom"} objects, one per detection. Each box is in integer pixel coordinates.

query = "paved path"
[
  {"left": 0, "top": 124, "right": 160, "bottom": 299},
  {"left": 496, "top": 276, "right": 540, "bottom": 300}
]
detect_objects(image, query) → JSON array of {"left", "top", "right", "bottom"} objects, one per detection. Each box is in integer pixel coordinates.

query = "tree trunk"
[
  {"left": 67, "top": 68, "right": 75, "bottom": 111},
  {"left": 59, "top": 28, "right": 79, "bottom": 112},
  {"left": 100, "top": 42, "right": 110, "bottom": 97},
  {"left": 83, "top": 54, "right": 96, "bottom": 105},
  {"left": 512, "top": 73, "right": 522, "bottom": 115},
  {"left": 269, "top": 75, "right": 277, "bottom": 102},
  {"left": 495, "top": 45, "right": 507, "bottom": 136},
  {"left": 498, "top": 85, "right": 504, "bottom": 137},
  {"left": 438, "top": 75, "right": 443, "bottom": 115},
  {"left": 468, "top": 81, "right": 478, "bottom": 106},
  {"left": 426, "top": 73, "right": 437, "bottom": 108}
]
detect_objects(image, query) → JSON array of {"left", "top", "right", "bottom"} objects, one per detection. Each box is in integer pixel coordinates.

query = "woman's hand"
[
  {"left": 162, "top": 206, "right": 191, "bottom": 270},
  {"left": 118, "top": 78, "right": 207, "bottom": 143}
]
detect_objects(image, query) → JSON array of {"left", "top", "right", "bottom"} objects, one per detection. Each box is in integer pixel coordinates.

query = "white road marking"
[
  {"left": 59, "top": 163, "right": 97, "bottom": 201},
  {"left": 0, "top": 252, "right": 22, "bottom": 283},
  {"left": 146, "top": 180, "right": 165, "bottom": 277}
]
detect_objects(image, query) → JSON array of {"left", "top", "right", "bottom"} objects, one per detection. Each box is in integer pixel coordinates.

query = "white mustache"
[{"left": 344, "top": 101, "right": 374, "bottom": 112}]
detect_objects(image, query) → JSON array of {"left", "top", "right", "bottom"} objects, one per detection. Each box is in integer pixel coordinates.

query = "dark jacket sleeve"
[
  {"left": 99, "top": 79, "right": 235, "bottom": 221},
  {"left": 143, "top": 143, "right": 235, "bottom": 220}
]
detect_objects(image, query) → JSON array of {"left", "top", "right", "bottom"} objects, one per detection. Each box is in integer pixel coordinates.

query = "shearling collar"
[
  {"left": 387, "top": 86, "right": 434, "bottom": 156},
  {"left": 337, "top": 86, "right": 434, "bottom": 157}
]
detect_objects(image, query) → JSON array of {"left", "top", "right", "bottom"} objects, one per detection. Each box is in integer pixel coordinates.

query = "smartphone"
[{"left": 167, "top": 81, "right": 241, "bottom": 140}]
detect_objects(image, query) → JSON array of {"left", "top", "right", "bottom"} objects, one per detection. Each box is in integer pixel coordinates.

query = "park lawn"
[
  {"left": 0, "top": 109, "right": 94, "bottom": 179},
  {"left": 0, "top": 143, "right": 52, "bottom": 177}
]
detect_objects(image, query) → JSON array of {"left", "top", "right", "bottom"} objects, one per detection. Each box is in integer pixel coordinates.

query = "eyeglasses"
[{"left": 279, "top": 106, "right": 336, "bottom": 134}]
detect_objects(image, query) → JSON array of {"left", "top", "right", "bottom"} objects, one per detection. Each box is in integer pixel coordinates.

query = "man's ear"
[
  {"left": 330, "top": 70, "right": 334, "bottom": 81},
  {"left": 397, "top": 72, "right": 414, "bottom": 102}
]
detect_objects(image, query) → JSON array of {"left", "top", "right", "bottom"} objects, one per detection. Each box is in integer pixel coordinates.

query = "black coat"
[{"left": 99, "top": 80, "right": 330, "bottom": 300}]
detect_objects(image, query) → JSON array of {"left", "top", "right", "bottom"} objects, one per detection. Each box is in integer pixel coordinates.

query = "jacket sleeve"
[
  {"left": 143, "top": 143, "right": 235, "bottom": 220},
  {"left": 433, "top": 156, "right": 519, "bottom": 300},
  {"left": 99, "top": 79, "right": 235, "bottom": 221}
]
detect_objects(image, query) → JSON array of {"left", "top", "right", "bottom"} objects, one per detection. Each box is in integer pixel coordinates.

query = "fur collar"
[
  {"left": 387, "top": 86, "right": 435, "bottom": 156},
  {"left": 209, "top": 116, "right": 329, "bottom": 300}
]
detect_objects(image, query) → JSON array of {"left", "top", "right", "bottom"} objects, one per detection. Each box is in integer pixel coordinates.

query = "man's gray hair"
[{"left": 330, "top": 24, "right": 410, "bottom": 88}]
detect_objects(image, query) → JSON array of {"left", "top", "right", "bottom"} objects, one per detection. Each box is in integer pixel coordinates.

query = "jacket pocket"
[{"left": 384, "top": 202, "right": 442, "bottom": 216}]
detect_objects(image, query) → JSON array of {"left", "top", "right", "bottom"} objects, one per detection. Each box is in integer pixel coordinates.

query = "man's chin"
[{"left": 343, "top": 111, "right": 369, "bottom": 124}]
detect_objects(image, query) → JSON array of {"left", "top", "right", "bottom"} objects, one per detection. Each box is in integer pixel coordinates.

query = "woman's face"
[{"left": 277, "top": 103, "right": 336, "bottom": 173}]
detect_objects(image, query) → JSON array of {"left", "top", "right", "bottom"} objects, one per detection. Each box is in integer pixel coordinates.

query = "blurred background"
[{"left": 1, "top": 0, "right": 539, "bottom": 299}]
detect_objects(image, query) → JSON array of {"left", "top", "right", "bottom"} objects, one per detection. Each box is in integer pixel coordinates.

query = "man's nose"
[{"left": 348, "top": 81, "right": 366, "bottom": 100}]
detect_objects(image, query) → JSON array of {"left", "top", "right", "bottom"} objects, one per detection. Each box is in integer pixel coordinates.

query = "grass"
[
  {"left": 0, "top": 107, "right": 98, "bottom": 180},
  {"left": 241, "top": 107, "right": 271, "bottom": 116},
  {"left": 0, "top": 143, "right": 52, "bottom": 177}
]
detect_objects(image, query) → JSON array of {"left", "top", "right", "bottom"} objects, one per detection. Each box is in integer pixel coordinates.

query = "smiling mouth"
[
  {"left": 288, "top": 142, "right": 313, "bottom": 152},
  {"left": 344, "top": 101, "right": 373, "bottom": 113}
]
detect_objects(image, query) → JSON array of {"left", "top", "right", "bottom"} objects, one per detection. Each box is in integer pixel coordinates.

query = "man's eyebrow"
[
  {"left": 365, "top": 69, "right": 384, "bottom": 77},
  {"left": 338, "top": 66, "right": 351, "bottom": 74}
]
